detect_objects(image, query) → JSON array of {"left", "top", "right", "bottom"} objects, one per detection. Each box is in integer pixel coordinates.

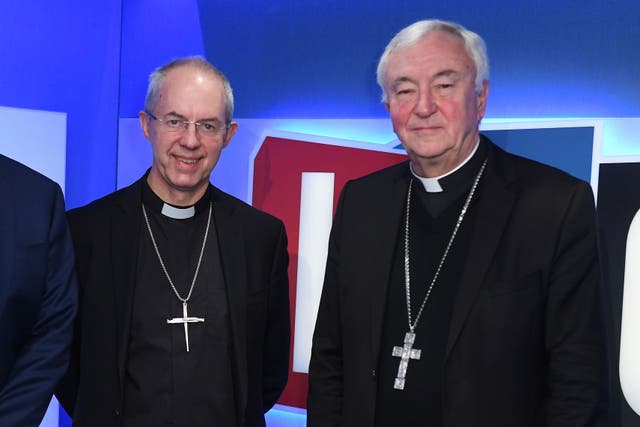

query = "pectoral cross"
[
  {"left": 392, "top": 331, "right": 421, "bottom": 390},
  {"left": 167, "top": 301, "right": 205, "bottom": 352}
]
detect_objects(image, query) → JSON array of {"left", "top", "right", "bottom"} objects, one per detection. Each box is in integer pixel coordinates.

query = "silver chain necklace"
[
  {"left": 141, "top": 201, "right": 212, "bottom": 352},
  {"left": 391, "top": 158, "right": 487, "bottom": 390}
]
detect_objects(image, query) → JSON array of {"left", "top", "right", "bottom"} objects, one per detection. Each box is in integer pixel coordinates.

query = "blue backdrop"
[
  {"left": 1, "top": 1, "right": 639, "bottom": 426},
  {"left": 1, "top": 0, "right": 639, "bottom": 208}
]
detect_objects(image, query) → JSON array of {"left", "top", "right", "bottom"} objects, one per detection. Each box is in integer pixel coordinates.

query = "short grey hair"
[
  {"left": 144, "top": 56, "right": 235, "bottom": 123},
  {"left": 376, "top": 19, "right": 489, "bottom": 103}
]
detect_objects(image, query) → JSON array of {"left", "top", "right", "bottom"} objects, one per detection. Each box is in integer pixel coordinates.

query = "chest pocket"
[{"left": 470, "top": 270, "right": 543, "bottom": 350}]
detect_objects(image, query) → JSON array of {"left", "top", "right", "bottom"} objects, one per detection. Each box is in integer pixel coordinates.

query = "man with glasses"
[{"left": 56, "top": 56, "right": 290, "bottom": 427}]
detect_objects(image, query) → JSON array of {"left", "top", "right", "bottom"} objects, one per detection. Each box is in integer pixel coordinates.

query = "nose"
[
  {"left": 413, "top": 90, "right": 436, "bottom": 117},
  {"left": 180, "top": 122, "right": 201, "bottom": 148}
]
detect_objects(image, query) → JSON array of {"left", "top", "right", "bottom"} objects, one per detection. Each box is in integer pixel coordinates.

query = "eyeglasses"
[{"left": 145, "top": 111, "right": 229, "bottom": 138}]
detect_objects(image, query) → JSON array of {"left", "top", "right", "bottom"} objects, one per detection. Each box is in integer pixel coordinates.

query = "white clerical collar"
[
  {"left": 410, "top": 140, "right": 480, "bottom": 193},
  {"left": 161, "top": 203, "right": 195, "bottom": 219}
]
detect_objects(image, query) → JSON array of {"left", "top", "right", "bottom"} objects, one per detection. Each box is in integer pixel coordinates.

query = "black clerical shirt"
[
  {"left": 375, "top": 142, "right": 486, "bottom": 426},
  {"left": 122, "top": 184, "right": 236, "bottom": 427}
]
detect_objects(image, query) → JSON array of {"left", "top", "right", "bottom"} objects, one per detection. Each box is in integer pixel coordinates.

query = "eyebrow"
[
  {"left": 390, "top": 77, "right": 417, "bottom": 90},
  {"left": 163, "top": 111, "right": 187, "bottom": 119},
  {"left": 390, "top": 69, "right": 462, "bottom": 89},
  {"left": 432, "top": 70, "right": 460, "bottom": 80},
  {"left": 163, "top": 111, "right": 223, "bottom": 123}
]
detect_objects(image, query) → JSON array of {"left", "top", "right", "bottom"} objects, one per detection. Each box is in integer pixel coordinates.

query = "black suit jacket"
[
  {"left": 0, "top": 154, "right": 77, "bottom": 426},
  {"left": 308, "top": 138, "right": 606, "bottom": 426},
  {"left": 56, "top": 176, "right": 290, "bottom": 426}
]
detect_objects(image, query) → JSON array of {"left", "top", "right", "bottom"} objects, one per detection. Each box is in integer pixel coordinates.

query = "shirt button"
[{"left": 372, "top": 369, "right": 377, "bottom": 378}]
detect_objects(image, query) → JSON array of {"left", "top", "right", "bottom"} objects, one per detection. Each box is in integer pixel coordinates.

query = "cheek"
[
  {"left": 440, "top": 100, "right": 470, "bottom": 125},
  {"left": 149, "top": 141, "right": 163, "bottom": 158},
  {"left": 462, "top": 92, "right": 481, "bottom": 118},
  {"left": 157, "top": 135, "right": 180, "bottom": 156},
  {"left": 205, "top": 142, "right": 224, "bottom": 159},
  {"left": 389, "top": 105, "right": 411, "bottom": 127}
]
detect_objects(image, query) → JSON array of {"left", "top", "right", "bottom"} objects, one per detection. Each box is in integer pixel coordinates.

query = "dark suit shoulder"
[
  {"left": 350, "top": 160, "right": 409, "bottom": 185},
  {"left": 490, "top": 142, "right": 590, "bottom": 195},
  {"left": 214, "top": 187, "right": 285, "bottom": 232},
  {"left": 337, "top": 160, "right": 409, "bottom": 201},
  {"left": 0, "top": 153, "right": 60, "bottom": 196},
  {"left": 67, "top": 180, "right": 140, "bottom": 223}
]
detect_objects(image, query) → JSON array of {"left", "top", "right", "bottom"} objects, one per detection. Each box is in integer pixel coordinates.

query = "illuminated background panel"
[
  {"left": 0, "top": 1, "right": 121, "bottom": 209},
  {"left": 483, "top": 126, "right": 595, "bottom": 183},
  {"left": 622, "top": 207, "right": 640, "bottom": 416},
  {"left": 0, "top": 106, "right": 67, "bottom": 192},
  {"left": 596, "top": 163, "right": 640, "bottom": 426},
  {"left": 252, "top": 135, "right": 407, "bottom": 409},
  {"left": 293, "top": 172, "right": 335, "bottom": 373}
]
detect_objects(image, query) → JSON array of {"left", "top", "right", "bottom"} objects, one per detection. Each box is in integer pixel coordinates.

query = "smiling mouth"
[{"left": 175, "top": 156, "right": 199, "bottom": 165}]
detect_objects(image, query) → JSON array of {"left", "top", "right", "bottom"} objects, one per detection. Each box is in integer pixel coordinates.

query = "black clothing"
[
  {"left": 123, "top": 185, "right": 235, "bottom": 426},
  {"left": 374, "top": 146, "right": 484, "bottom": 426}
]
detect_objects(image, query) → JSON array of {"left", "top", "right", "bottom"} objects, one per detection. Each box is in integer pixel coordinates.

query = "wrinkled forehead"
[
  {"left": 154, "top": 66, "right": 226, "bottom": 116},
  {"left": 385, "top": 30, "right": 475, "bottom": 80}
]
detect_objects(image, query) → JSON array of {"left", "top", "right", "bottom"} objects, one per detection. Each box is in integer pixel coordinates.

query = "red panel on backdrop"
[{"left": 252, "top": 135, "right": 406, "bottom": 408}]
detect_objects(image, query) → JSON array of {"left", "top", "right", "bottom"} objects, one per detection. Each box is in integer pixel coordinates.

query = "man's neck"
[
  {"left": 411, "top": 138, "right": 480, "bottom": 179},
  {"left": 146, "top": 174, "right": 208, "bottom": 207}
]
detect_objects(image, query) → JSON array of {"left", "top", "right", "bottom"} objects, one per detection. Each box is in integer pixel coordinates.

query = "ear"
[
  {"left": 476, "top": 80, "right": 489, "bottom": 121},
  {"left": 222, "top": 121, "right": 238, "bottom": 149},
  {"left": 139, "top": 110, "right": 151, "bottom": 140},
  {"left": 384, "top": 102, "right": 391, "bottom": 113}
]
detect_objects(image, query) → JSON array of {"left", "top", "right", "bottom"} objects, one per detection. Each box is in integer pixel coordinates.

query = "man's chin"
[
  {"left": 165, "top": 174, "right": 209, "bottom": 193},
  {"left": 405, "top": 145, "right": 449, "bottom": 162}
]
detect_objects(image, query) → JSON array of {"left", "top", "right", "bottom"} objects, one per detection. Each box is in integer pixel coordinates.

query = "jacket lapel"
[
  {"left": 211, "top": 187, "right": 249, "bottom": 415},
  {"left": 445, "top": 142, "right": 516, "bottom": 359},
  {"left": 111, "top": 179, "right": 145, "bottom": 386},
  {"left": 370, "top": 164, "right": 411, "bottom": 365}
]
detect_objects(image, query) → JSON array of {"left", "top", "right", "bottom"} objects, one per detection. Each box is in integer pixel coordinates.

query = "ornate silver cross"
[
  {"left": 392, "top": 331, "right": 421, "bottom": 390},
  {"left": 167, "top": 301, "right": 205, "bottom": 352}
]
